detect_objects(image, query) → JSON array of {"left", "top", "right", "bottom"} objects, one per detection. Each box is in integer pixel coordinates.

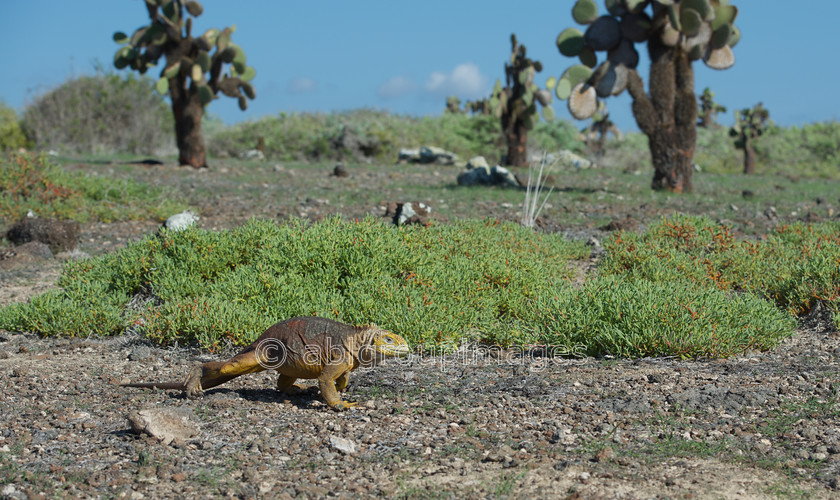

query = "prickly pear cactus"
[
  {"left": 555, "top": 0, "right": 738, "bottom": 120},
  {"left": 553, "top": 0, "right": 741, "bottom": 193},
  {"left": 489, "top": 34, "right": 554, "bottom": 167},
  {"left": 698, "top": 87, "right": 727, "bottom": 128},
  {"left": 113, "top": 0, "right": 256, "bottom": 167},
  {"left": 113, "top": 0, "right": 256, "bottom": 109},
  {"left": 729, "top": 102, "right": 769, "bottom": 174},
  {"left": 445, "top": 96, "right": 463, "bottom": 114}
]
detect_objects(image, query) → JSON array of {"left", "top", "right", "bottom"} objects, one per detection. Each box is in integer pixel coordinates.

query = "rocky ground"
[{"left": 1, "top": 159, "right": 839, "bottom": 498}]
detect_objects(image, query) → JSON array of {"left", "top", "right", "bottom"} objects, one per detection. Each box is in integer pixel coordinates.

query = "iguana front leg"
[{"left": 317, "top": 358, "right": 356, "bottom": 410}]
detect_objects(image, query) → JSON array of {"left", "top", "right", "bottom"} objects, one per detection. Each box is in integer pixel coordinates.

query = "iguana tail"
[{"left": 120, "top": 381, "right": 187, "bottom": 390}]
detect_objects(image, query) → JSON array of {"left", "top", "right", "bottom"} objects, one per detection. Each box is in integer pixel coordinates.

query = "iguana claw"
[{"left": 331, "top": 401, "right": 358, "bottom": 411}]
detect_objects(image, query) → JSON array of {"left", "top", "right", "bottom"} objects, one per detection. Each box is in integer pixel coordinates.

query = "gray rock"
[
  {"left": 556, "top": 149, "right": 594, "bottom": 170},
  {"left": 466, "top": 156, "right": 489, "bottom": 170},
  {"left": 398, "top": 148, "right": 421, "bottom": 163},
  {"left": 1, "top": 484, "right": 26, "bottom": 500},
  {"left": 490, "top": 166, "right": 520, "bottom": 187},
  {"left": 332, "top": 163, "right": 349, "bottom": 178},
  {"left": 163, "top": 211, "right": 199, "bottom": 231},
  {"left": 419, "top": 146, "right": 457, "bottom": 165},
  {"left": 384, "top": 201, "right": 433, "bottom": 226},
  {"left": 240, "top": 149, "right": 265, "bottom": 160},
  {"left": 329, "top": 436, "right": 356, "bottom": 455},
  {"left": 127, "top": 407, "right": 199, "bottom": 445},
  {"left": 457, "top": 166, "right": 492, "bottom": 186},
  {"left": 457, "top": 164, "right": 520, "bottom": 187}
]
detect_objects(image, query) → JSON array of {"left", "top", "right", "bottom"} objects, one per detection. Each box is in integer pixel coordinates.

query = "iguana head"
[{"left": 357, "top": 327, "right": 410, "bottom": 366}]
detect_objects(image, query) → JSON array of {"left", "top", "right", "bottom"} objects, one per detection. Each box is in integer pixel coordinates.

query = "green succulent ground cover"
[
  {"left": 1, "top": 214, "right": 822, "bottom": 359},
  {"left": 600, "top": 215, "right": 840, "bottom": 325},
  {"left": 0, "top": 152, "right": 185, "bottom": 223}
]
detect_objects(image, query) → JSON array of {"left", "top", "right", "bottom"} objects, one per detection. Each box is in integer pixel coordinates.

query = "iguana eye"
[{"left": 384, "top": 336, "right": 394, "bottom": 343}]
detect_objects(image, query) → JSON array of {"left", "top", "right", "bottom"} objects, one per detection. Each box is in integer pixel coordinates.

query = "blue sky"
[{"left": 2, "top": 1, "right": 839, "bottom": 133}]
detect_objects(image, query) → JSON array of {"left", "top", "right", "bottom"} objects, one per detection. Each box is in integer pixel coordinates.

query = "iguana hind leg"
[
  {"left": 335, "top": 372, "right": 350, "bottom": 393},
  {"left": 276, "top": 374, "right": 306, "bottom": 395}
]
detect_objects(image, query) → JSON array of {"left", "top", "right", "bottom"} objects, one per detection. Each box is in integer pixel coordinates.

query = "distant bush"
[
  {"left": 0, "top": 152, "right": 186, "bottom": 223},
  {"left": 22, "top": 72, "right": 174, "bottom": 155},
  {"left": 0, "top": 102, "right": 29, "bottom": 151},
  {"left": 208, "top": 109, "right": 583, "bottom": 163},
  {"left": 604, "top": 122, "right": 840, "bottom": 179}
]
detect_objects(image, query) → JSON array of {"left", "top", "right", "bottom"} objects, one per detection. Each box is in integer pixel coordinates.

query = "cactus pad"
[
  {"left": 607, "top": 38, "right": 639, "bottom": 68},
  {"left": 710, "top": 24, "right": 732, "bottom": 50},
  {"left": 557, "top": 28, "right": 586, "bottom": 57},
  {"left": 579, "top": 46, "right": 598, "bottom": 68},
  {"left": 240, "top": 81, "right": 256, "bottom": 100},
  {"left": 711, "top": 4, "right": 738, "bottom": 29},
  {"left": 155, "top": 77, "right": 169, "bottom": 94},
  {"left": 584, "top": 16, "right": 622, "bottom": 51},
  {"left": 568, "top": 83, "right": 598, "bottom": 120},
  {"left": 185, "top": 1, "right": 203, "bottom": 17},
  {"left": 619, "top": 12, "right": 651, "bottom": 42},
  {"left": 605, "top": 0, "right": 627, "bottom": 16},
  {"left": 555, "top": 78, "right": 572, "bottom": 100},
  {"left": 542, "top": 105, "right": 556, "bottom": 122},
  {"left": 163, "top": 61, "right": 181, "bottom": 79},
  {"left": 113, "top": 32, "right": 129, "bottom": 44},
  {"left": 624, "top": 0, "right": 649, "bottom": 14},
  {"left": 681, "top": 0, "right": 712, "bottom": 21},
  {"left": 703, "top": 45, "right": 734, "bottom": 70},
  {"left": 679, "top": 8, "right": 703, "bottom": 37},
  {"left": 728, "top": 26, "right": 740, "bottom": 47},
  {"left": 191, "top": 64, "right": 203, "bottom": 82},
  {"left": 572, "top": 0, "right": 599, "bottom": 25},
  {"left": 196, "top": 52, "right": 211, "bottom": 72}
]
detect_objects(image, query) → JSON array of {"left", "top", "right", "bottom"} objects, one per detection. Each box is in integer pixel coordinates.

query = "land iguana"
[{"left": 122, "top": 316, "right": 410, "bottom": 410}]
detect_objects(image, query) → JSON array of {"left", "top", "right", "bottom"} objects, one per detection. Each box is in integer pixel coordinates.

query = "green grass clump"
[
  {"left": 600, "top": 215, "right": 840, "bottom": 325},
  {"left": 0, "top": 152, "right": 186, "bottom": 223},
  {"left": 0, "top": 216, "right": 802, "bottom": 358}
]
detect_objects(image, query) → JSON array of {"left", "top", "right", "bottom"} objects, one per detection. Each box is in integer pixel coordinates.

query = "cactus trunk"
[
  {"left": 170, "top": 74, "right": 207, "bottom": 169},
  {"left": 504, "top": 118, "right": 529, "bottom": 167},
  {"left": 742, "top": 137, "right": 755, "bottom": 174},
  {"left": 626, "top": 39, "right": 697, "bottom": 193}
]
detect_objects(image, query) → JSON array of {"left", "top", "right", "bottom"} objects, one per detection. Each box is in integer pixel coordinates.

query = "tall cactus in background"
[
  {"left": 729, "top": 102, "right": 769, "bottom": 175},
  {"left": 583, "top": 104, "right": 622, "bottom": 154},
  {"left": 445, "top": 96, "right": 463, "bottom": 114},
  {"left": 493, "top": 34, "right": 555, "bottom": 167},
  {"left": 113, "top": 0, "right": 256, "bottom": 168},
  {"left": 553, "top": 0, "right": 740, "bottom": 192},
  {"left": 698, "top": 87, "right": 726, "bottom": 128}
]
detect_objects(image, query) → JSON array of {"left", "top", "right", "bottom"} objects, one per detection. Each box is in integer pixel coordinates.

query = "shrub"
[
  {"left": 600, "top": 215, "right": 840, "bottom": 323},
  {"left": 0, "top": 102, "right": 29, "bottom": 151},
  {"left": 22, "top": 72, "right": 174, "bottom": 155},
  {"left": 0, "top": 216, "right": 801, "bottom": 358},
  {"left": 0, "top": 152, "right": 186, "bottom": 223},
  {"left": 208, "top": 109, "right": 584, "bottom": 163}
]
